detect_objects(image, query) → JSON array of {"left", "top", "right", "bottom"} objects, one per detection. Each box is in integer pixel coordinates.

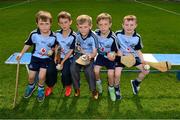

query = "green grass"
[{"left": 0, "top": 0, "right": 180, "bottom": 118}]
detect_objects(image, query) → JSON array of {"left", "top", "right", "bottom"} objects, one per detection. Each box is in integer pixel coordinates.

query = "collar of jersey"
[
  {"left": 96, "top": 29, "right": 112, "bottom": 38},
  {"left": 80, "top": 30, "right": 92, "bottom": 40},
  {"left": 57, "top": 28, "right": 73, "bottom": 37}
]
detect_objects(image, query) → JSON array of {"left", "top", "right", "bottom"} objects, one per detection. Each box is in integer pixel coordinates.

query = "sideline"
[
  {"left": 134, "top": 0, "right": 180, "bottom": 16},
  {"left": 0, "top": 0, "right": 36, "bottom": 10}
]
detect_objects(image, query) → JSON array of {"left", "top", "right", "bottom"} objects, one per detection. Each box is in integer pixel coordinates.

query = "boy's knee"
[
  {"left": 29, "top": 74, "right": 35, "bottom": 81},
  {"left": 94, "top": 69, "right": 100, "bottom": 74},
  {"left": 108, "top": 70, "right": 114, "bottom": 75},
  {"left": 29, "top": 77, "right": 34, "bottom": 81}
]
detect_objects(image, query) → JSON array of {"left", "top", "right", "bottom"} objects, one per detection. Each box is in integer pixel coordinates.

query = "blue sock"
[
  {"left": 38, "top": 84, "right": 44, "bottom": 91},
  {"left": 115, "top": 85, "right": 120, "bottom": 92},
  {"left": 28, "top": 83, "right": 35, "bottom": 89},
  {"left": 134, "top": 79, "right": 141, "bottom": 86}
]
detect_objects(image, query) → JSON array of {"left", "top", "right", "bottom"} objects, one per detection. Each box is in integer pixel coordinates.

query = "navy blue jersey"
[
  {"left": 95, "top": 29, "right": 118, "bottom": 55},
  {"left": 25, "top": 29, "right": 58, "bottom": 59},
  {"left": 115, "top": 29, "right": 143, "bottom": 57},
  {"left": 75, "top": 30, "right": 98, "bottom": 54},
  {"left": 56, "top": 29, "right": 76, "bottom": 58}
]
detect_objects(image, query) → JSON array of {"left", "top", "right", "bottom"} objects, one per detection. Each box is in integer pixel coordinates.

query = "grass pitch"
[{"left": 0, "top": 0, "right": 180, "bottom": 119}]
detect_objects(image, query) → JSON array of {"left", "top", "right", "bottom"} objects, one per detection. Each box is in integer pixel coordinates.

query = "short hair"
[
  {"left": 123, "top": 15, "right": 137, "bottom": 23},
  {"left": 57, "top": 11, "right": 71, "bottom": 22},
  {"left": 96, "top": 13, "right": 112, "bottom": 24},
  {"left": 35, "top": 10, "right": 52, "bottom": 23},
  {"left": 76, "top": 15, "right": 92, "bottom": 25}
]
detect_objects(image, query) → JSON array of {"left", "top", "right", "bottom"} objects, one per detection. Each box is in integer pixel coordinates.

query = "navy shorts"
[
  {"left": 115, "top": 56, "right": 141, "bottom": 67},
  {"left": 94, "top": 54, "right": 115, "bottom": 69},
  {"left": 28, "top": 56, "right": 50, "bottom": 71}
]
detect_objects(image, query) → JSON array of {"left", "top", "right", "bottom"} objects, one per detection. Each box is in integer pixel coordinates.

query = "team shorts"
[
  {"left": 94, "top": 54, "right": 115, "bottom": 69},
  {"left": 28, "top": 56, "right": 50, "bottom": 71}
]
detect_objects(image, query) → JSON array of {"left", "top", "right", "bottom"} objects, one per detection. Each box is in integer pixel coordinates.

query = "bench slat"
[{"left": 5, "top": 53, "right": 180, "bottom": 66}]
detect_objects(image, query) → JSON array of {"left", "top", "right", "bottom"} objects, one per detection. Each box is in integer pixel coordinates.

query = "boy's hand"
[
  {"left": 60, "top": 61, "right": 64, "bottom": 67},
  {"left": 86, "top": 54, "right": 92, "bottom": 61},
  {"left": 107, "top": 52, "right": 115, "bottom": 61},
  {"left": 141, "top": 60, "right": 147, "bottom": 66},
  {"left": 16, "top": 53, "right": 22, "bottom": 61}
]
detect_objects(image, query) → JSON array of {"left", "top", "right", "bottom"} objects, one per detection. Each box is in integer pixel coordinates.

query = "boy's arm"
[
  {"left": 61, "top": 49, "right": 73, "bottom": 65},
  {"left": 107, "top": 37, "right": 119, "bottom": 61},
  {"left": 60, "top": 37, "right": 75, "bottom": 64},
  {"left": 16, "top": 45, "right": 31, "bottom": 60},
  {"left": 136, "top": 50, "right": 145, "bottom": 64},
  {"left": 16, "top": 31, "right": 35, "bottom": 60},
  {"left": 87, "top": 34, "right": 98, "bottom": 60},
  {"left": 87, "top": 48, "right": 97, "bottom": 60}
]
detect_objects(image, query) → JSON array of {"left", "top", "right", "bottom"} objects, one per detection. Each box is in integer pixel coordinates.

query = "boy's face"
[
  {"left": 37, "top": 19, "right": 51, "bottom": 34},
  {"left": 77, "top": 22, "right": 92, "bottom": 37},
  {"left": 58, "top": 18, "right": 72, "bottom": 31},
  {"left": 97, "top": 19, "right": 112, "bottom": 35},
  {"left": 122, "top": 20, "right": 137, "bottom": 35}
]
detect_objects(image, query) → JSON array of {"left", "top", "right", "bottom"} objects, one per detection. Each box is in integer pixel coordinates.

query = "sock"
[
  {"left": 114, "top": 85, "right": 120, "bottom": 92},
  {"left": 96, "top": 79, "right": 102, "bottom": 85},
  {"left": 114, "top": 85, "right": 121, "bottom": 95},
  {"left": 28, "top": 82, "right": 35, "bottom": 89},
  {"left": 134, "top": 79, "right": 142, "bottom": 86},
  {"left": 38, "top": 84, "right": 44, "bottom": 91},
  {"left": 108, "top": 85, "right": 114, "bottom": 91}
]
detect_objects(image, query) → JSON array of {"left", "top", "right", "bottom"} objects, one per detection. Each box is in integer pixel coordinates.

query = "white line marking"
[
  {"left": 0, "top": 0, "right": 36, "bottom": 10},
  {"left": 134, "top": 0, "right": 180, "bottom": 16}
]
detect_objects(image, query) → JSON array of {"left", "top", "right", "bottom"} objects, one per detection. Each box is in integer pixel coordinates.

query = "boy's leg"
[
  {"left": 108, "top": 69, "right": 114, "bottom": 86},
  {"left": 94, "top": 65, "right": 103, "bottom": 94},
  {"left": 45, "top": 60, "right": 57, "bottom": 97},
  {"left": 131, "top": 64, "right": 149, "bottom": 95},
  {"left": 61, "top": 59, "right": 72, "bottom": 96},
  {"left": 70, "top": 61, "right": 81, "bottom": 96},
  {"left": 136, "top": 64, "right": 149, "bottom": 81},
  {"left": 114, "top": 67, "right": 123, "bottom": 100},
  {"left": 94, "top": 54, "right": 106, "bottom": 95},
  {"left": 37, "top": 68, "right": 47, "bottom": 102},
  {"left": 24, "top": 70, "right": 36, "bottom": 98},
  {"left": 29, "top": 70, "right": 37, "bottom": 84},
  {"left": 24, "top": 56, "right": 41, "bottom": 98},
  {"left": 108, "top": 69, "right": 116, "bottom": 101},
  {"left": 84, "top": 62, "right": 98, "bottom": 99}
]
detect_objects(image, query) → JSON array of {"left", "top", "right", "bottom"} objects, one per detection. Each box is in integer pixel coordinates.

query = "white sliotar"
[{"left": 144, "top": 64, "right": 150, "bottom": 70}]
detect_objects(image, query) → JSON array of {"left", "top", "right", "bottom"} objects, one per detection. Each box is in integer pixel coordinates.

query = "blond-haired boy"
[{"left": 70, "top": 15, "right": 98, "bottom": 99}]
